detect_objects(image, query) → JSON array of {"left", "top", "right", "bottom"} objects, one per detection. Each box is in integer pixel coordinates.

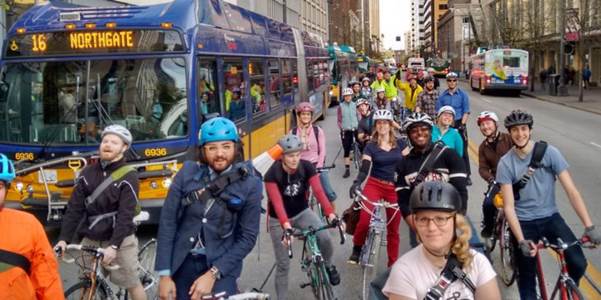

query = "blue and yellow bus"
[
  {"left": 327, "top": 43, "right": 358, "bottom": 104},
  {"left": 0, "top": 0, "right": 330, "bottom": 224}
]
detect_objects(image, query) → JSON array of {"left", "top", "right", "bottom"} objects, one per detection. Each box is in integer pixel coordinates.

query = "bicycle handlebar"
[
  {"left": 354, "top": 190, "right": 399, "bottom": 209},
  {"left": 57, "top": 244, "right": 120, "bottom": 270},
  {"left": 535, "top": 237, "right": 598, "bottom": 251},
  {"left": 284, "top": 219, "right": 345, "bottom": 259}
]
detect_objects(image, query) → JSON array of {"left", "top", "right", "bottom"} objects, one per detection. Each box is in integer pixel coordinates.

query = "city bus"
[
  {"left": 469, "top": 48, "right": 529, "bottom": 95},
  {"left": 0, "top": 0, "right": 331, "bottom": 224},
  {"left": 328, "top": 43, "right": 357, "bottom": 104},
  {"left": 428, "top": 57, "right": 451, "bottom": 77}
]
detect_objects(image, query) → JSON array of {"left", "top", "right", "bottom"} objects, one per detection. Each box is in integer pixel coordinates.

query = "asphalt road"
[{"left": 51, "top": 81, "right": 601, "bottom": 299}]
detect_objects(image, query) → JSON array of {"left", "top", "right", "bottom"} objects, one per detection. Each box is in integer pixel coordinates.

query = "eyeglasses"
[{"left": 415, "top": 215, "right": 454, "bottom": 227}]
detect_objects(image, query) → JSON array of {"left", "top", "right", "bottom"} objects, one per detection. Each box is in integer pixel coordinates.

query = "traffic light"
[{"left": 396, "top": 36, "right": 401, "bottom": 42}]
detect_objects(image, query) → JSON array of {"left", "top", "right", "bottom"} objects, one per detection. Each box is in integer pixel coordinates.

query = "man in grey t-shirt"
[{"left": 496, "top": 110, "right": 600, "bottom": 299}]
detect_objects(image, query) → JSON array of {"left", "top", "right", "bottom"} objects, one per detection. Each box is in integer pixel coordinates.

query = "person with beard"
[
  {"left": 55, "top": 125, "right": 147, "bottom": 300},
  {"left": 155, "top": 117, "right": 263, "bottom": 299},
  {"left": 265, "top": 134, "right": 341, "bottom": 299},
  {"left": 496, "top": 110, "right": 600, "bottom": 299},
  {"left": 0, "top": 154, "right": 64, "bottom": 299},
  {"left": 415, "top": 76, "right": 438, "bottom": 119},
  {"left": 476, "top": 111, "right": 512, "bottom": 238}
]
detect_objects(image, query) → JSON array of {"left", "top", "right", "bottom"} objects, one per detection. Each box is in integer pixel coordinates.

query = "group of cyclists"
[{"left": 0, "top": 65, "right": 600, "bottom": 300}]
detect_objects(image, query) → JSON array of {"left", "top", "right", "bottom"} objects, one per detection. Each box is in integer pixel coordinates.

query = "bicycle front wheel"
[
  {"left": 361, "top": 229, "right": 382, "bottom": 300},
  {"left": 316, "top": 261, "right": 335, "bottom": 300},
  {"left": 499, "top": 220, "right": 517, "bottom": 286},
  {"left": 138, "top": 238, "right": 159, "bottom": 299},
  {"left": 64, "top": 279, "right": 108, "bottom": 300}
]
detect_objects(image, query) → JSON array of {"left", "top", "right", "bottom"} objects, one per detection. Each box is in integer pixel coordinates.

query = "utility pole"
[
  {"left": 282, "top": 0, "right": 287, "bottom": 24},
  {"left": 558, "top": 0, "right": 568, "bottom": 96}
]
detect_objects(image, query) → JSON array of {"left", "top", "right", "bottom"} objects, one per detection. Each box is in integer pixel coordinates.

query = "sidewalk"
[{"left": 521, "top": 83, "right": 601, "bottom": 115}]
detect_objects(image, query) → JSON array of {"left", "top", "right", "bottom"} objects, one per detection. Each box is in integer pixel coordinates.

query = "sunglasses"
[{"left": 447, "top": 79, "right": 457, "bottom": 82}]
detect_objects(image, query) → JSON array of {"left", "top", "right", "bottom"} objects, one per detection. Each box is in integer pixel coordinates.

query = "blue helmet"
[
  {"left": 0, "top": 154, "right": 16, "bottom": 184},
  {"left": 199, "top": 117, "right": 240, "bottom": 145}
]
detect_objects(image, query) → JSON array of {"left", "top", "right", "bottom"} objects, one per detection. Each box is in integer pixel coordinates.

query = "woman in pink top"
[{"left": 291, "top": 102, "right": 337, "bottom": 206}]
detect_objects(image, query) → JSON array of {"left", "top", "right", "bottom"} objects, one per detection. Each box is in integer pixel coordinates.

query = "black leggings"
[{"left": 341, "top": 129, "right": 357, "bottom": 158}]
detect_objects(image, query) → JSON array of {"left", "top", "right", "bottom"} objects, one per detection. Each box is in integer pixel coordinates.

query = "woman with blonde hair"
[
  {"left": 347, "top": 109, "right": 408, "bottom": 266},
  {"left": 383, "top": 181, "right": 501, "bottom": 300}
]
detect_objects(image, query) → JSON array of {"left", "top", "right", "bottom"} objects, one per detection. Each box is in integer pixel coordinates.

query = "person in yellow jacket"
[
  {"left": 383, "top": 70, "right": 398, "bottom": 100},
  {"left": 0, "top": 154, "right": 64, "bottom": 300},
  {"left": 370, "top": 69, "right": 390, "bottom": 94},
  {"left": 395, "top": 75, "right": 423, "bottom": 112}
]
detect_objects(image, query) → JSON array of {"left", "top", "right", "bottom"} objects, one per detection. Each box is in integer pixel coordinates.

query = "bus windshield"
[{"left": 0, "top": 57, "right": 187, "bottom": 145}]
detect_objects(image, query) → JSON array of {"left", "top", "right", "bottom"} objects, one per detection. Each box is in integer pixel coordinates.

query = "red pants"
[{"left": 353, "top": 177, "right": 402, "bottom": 266}]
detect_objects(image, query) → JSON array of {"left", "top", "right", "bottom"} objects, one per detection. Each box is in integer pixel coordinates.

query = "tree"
[{"left": 574, "top": 0, "right": 601, "bottom": 101}]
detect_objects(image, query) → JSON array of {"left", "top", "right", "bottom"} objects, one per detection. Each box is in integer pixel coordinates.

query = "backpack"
[
  {"left": 0, "top": 249, "right": 30, "bottom": 275},
  {"left": 292, "top": 126, "right": 321, "bottom": 156},
  {"left": 512, "top": 141, "right": 548, "bottom": 201}
]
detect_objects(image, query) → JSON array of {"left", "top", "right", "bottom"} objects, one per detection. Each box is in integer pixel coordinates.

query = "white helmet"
[
  {"left": 342, "top": 87, "right": 354, "bottom": 96},
  {"left": 361, "top": 77, "right": 370, "bottom": 83},
  {"left": 403, "top": 112, "right": 434, "bottom": 131},
  {"left": 446, "top": 72, "right": 458, "bottom": 79},
  {"left": 373, "top": 109, "right": 394, "bottom": 121},
  {"left": 477, "top": 111, "right": 499, "bottom": 125},
  {"left": 102, "top": 124, "right": 133, "bottom": 145},
  {"left": 437, "top": 105, "right": 456, "bottom": 118},
  {"left": 375, "top": 87, "right": 385, "bottom": 94}
]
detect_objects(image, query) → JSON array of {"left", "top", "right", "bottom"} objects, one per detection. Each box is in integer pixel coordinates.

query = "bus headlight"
[
  {"left": 150, "top": 181, "right": 158, "bottom": 189},
  {"left": 162, "top": 178, "right": 172, "bottom": 188},
  {"left": 15, "top": 182, "right": 24, "bottom": 192}
]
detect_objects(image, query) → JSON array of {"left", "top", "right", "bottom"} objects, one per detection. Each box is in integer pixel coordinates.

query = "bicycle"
[
  {"left": 354, "top": 190, "right": 400, "bottom": 300},
  {"left": 481, "top": 181, "right": 517, "bottom": 286},
  {"left": 533, "top": 237, "right": 597, "bottom": 300},
  {"left": 284, "top": 219, "right": 346, "bottom": 300},
  {"left": 308, "top": 164, "right": 336, "bottom": 224},
  {"left": 61, "top": 212, "right": 158, "bottom": 299},
  {"left": 200, "top": 291, "right": 270, "bottom": 299},
  {"left": 352, "top": 140, "right": 362, "bottom": 170}
]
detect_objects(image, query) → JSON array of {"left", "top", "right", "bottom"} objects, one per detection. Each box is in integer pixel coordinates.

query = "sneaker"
[
  {"left": 343, "top": 168, "right": 350, "bottom": 178},
  {"left": 347, "top": 246, "right": 361, "bottom": 264},
  {"left": 326, "top": 265, "right": 341, "bottom": 286}
]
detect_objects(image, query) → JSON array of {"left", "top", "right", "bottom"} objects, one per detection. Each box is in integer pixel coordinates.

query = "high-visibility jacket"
[
  {"left": 396, "top": 81, "right": 423, "bottom": 111},
  {"left": 0, "top": 208, "right": 63, "bottom": 300}
]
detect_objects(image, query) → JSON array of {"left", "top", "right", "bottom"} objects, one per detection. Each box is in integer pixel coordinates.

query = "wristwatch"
[{"left": 209, "top": 266, "right": 221, "bottom": 280}]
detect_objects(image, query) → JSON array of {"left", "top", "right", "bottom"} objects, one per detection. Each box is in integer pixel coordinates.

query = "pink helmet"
[{"left": 296, "top": 102, "right": 314, "bottom": 114}]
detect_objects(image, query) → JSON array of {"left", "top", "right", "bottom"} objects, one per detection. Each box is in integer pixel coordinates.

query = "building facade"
[{"left": 436, "top": 0, "right": 479, "bottom": 73}]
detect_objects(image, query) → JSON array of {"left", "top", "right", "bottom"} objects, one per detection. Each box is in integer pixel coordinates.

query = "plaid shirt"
[{"left": 416, "top": 89, "right": 438, "bottom": 119}]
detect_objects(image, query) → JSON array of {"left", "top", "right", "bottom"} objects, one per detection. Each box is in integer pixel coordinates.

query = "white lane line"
[{"left": 591, "top": 142, "right": 601, "bottom": 150}]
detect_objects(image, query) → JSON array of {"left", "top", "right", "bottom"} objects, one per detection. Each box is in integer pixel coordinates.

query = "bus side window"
[
  {"left": 197, "top": 58, "right": 219, "bottom": 119},
  {"left": 281, "top": 59, "right": 295, "bottom": 105},
  {"left": 248, "top": 59, "right": 266, "bottom": 114},
  {"left": 223, "top": 59, "right": 245, "bottom": 121},
  {"left": 268, "top": 59, "right": 281, "bottom": 109}
]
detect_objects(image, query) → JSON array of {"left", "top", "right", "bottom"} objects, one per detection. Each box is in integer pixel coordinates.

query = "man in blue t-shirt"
[{"left": 496, "top": 110, "right": 601, "bottom": 299}]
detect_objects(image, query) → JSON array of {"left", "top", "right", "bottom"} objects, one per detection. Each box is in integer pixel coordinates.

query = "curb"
[{"left": 521, "top": 92, "right": 601, "bottom": 116}]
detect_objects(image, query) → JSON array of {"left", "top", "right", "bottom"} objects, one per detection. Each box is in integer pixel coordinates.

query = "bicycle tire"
[
  {"left": 137, "top": 238, "right": 159, "bottom": 300},
  {"left": 361, "top": 229, "right": 382, "bottom": 300},
  {"left": 308, "top": 260, "right": 320, "bottom": 299},
  {"left": 484, "top": 218, "right": 501, "bottom": 257},
  {"left": 499, "top": 220, "right": 517, "bottom": 286},
  {"left": 317, "top": 261, "right": 335, "bottom": 300},
  {"left": 64, "top": 279, "right": 108, "bottom": 300}
]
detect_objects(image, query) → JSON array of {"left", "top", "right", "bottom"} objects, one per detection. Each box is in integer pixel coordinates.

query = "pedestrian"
[
  {"left": 55, "top": 125, "right": 147, "bottom": 300},
  {"left": 0, "top": 154, "right": 64, "bottom": 300},
  {"left": 436, "top": 72, "right": 472, "bottom": 185},
  {"left": 497, "top": 110, "right": 601, "bottom": 299},
  {"left": 155, "top": 117, "right": 263, "bottom": 299},
  {"left": 415, "top": 76, "right": 438, "bottom": 119},
  {"left": 265, "top": 134, "right": 341, "bottom": 299},
  {"left": 582, "top": 64, "right": 592, "bottom": 89},
  {"left": 337, "top": 88, "right": 359, "bottom": 178},
  {"left": 432, "top": 106, "right": 464, "bottom": 158},
  {"left": 383, "top": 181, "right": 501, "bottom": 300}
]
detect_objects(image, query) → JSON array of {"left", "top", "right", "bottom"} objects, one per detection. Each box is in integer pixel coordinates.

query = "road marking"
[
  {"left": 590, "top": 142, "right": 601, "bottom": 150},
  {"left": 468, "top": 137, "right": 601, "bottom": 299}
]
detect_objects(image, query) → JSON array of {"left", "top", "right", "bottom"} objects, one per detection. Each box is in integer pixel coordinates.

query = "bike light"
[{"left": 15, "top": 182, "right": 24, "bottom": 192}]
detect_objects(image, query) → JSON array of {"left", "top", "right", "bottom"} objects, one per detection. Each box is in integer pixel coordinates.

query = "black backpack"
[{"left": 512, "top": 141, "right": 548, "bottom": 201}]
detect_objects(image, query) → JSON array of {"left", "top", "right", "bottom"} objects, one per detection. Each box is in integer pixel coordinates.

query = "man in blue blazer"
[{"left": 156, "top": 117, "right": 263, "bottom": 300}]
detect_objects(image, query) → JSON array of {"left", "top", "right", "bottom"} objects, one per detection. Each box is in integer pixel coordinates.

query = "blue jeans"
[
  {"left": 172, "top": 254, "right": 238, "bottom": 299},
  {"left": 319, "top": 169, "right": 337, "bottom": 201},
  {"left": 516, "top": 213, "right": 587, "bottom": 300}
]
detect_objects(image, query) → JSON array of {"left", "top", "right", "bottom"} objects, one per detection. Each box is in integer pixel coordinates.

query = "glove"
[
  {"left": 349, "top": 181, "right": 361, "bottom": 199},
  {"left": 584, "top": 225, "right": 601, "bottom": 244},
  {"left": 518, "top": 239, "right": 535, "bottom": 257}
]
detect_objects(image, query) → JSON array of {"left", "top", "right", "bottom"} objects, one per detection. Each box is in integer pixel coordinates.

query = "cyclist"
[
  {"left": 370, "top": 69, "right": 390, "bottom": 93},
  {"left": 396, "top": 75, "right": 423, "bottom": 114},
  {"left": 361, "top": 77, "right": 372, "bottom": 99},
  {"left": 415, "top": 76, "right": 438, "bottom": 119},
  {"left": 395, "top": 112, "right": 468, "bottom": 249},
  {"left": 476, "top": 111, "right": 512, "bottom": 238},
  {"left": 432, "top": 106, "right": 464, "bottom": 158},
  {"left": 292, "top": 102, "right": 337, "bottom": 205},
  {"left": 351, "top": 81, "right": 363, "bottom": 102},
  {"left": 356, "top": 98, "right": 374, "bottom": 149},
  {"left": 55, "top": 125, "right": 146, "bottom": 300},
  {"left": 0, "top": 154, "right": 64, "bottom": 299},
  {"left": 436, "top": 72, "right": 472, "bottom": 185},
  {"left": 383, "top": 70, "right": 398, "bottom": 101},
  {"left": 373, "top": 87, "right": 391, "bottom": 111},
  {"left": 265, "top": 134, "right": 341, "bottom": 299},
  {"left": 383, "top": 181, "right": 501, "bottom": 300},
  {"left": 496, "top": 110, "right": 601, "bottom": 299},
  {"left": 337, "top": 87, "right": 359, "bottom": 178},
  {"left": 348, "top": 110, "right": 408, "bottom": 266},
  {"left": 155, "top": 117, "right": 263, "bottom": 299}
]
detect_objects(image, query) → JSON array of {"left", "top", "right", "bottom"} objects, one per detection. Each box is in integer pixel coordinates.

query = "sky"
[{"left": 380, "top": 0, "right": 412, "bottom": 50}]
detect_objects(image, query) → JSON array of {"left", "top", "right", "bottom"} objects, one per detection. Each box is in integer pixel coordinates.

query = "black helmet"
[
  {"left": 410, "top": 181, "right": 462, "bottom": 213},
  {"left": 504, "top": 109, "right": 533, "bottom": 129}
]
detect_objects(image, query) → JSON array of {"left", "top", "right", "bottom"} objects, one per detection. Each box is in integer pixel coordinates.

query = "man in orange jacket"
[{"left": 0, "top": 154, "right": 64, "bottom": 299}]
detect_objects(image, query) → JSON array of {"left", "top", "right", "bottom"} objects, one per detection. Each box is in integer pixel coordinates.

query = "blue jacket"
[
  {"left": 436, "top": 88, "right": 470, "bottom": 121},
  {"left": 155, "top": 160, "right": 263, "bottom": 278}
]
